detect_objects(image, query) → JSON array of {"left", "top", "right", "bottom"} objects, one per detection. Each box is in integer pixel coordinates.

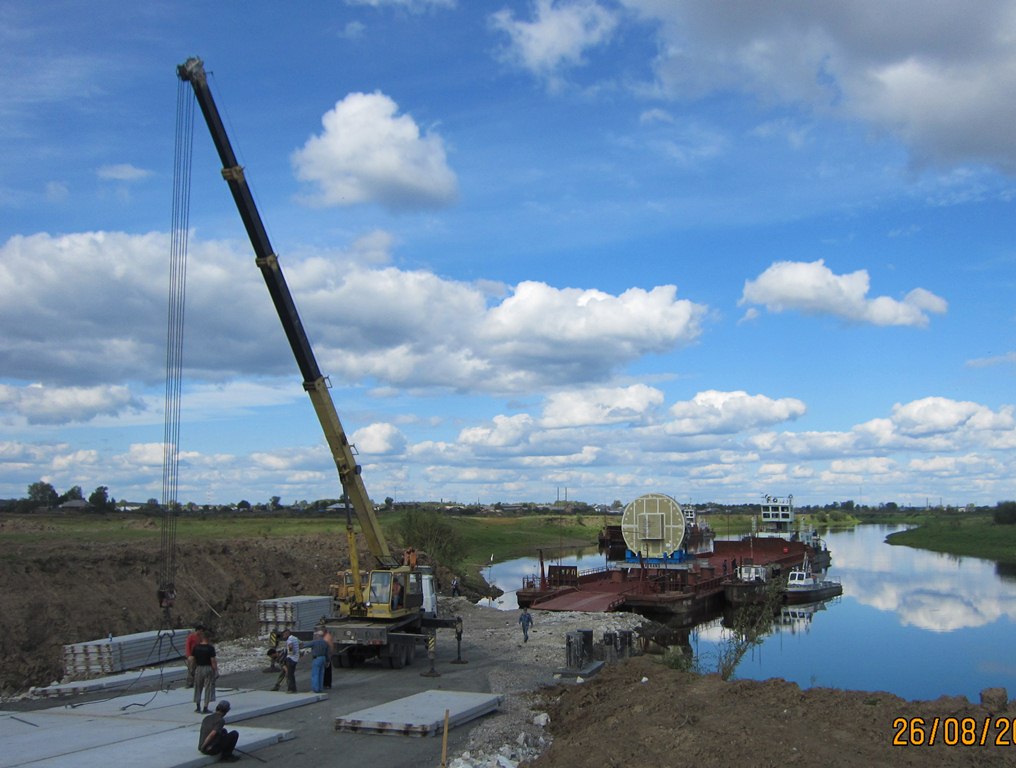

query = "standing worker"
[
  {"left": 185, "top": 624, "right": 204, "bottom": 688},
  {"left": 283, "top": 629, "right": 300, "bottom": 693},
  {"left": 310, "top": 629, "right": 332, "bottom": 693},
  {"left": 192, "top": 632, "right": 218, "bottom": 713},
  {"left": 322, "top": 626, "right": 334, "bottom": 689},
  {"left": 519, "top": 607, "right": 534, "bottom": 643}
]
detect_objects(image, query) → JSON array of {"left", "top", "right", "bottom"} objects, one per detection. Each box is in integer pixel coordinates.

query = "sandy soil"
[{"left": 3, "top": 520, "right": 1014, "bottom": 766}]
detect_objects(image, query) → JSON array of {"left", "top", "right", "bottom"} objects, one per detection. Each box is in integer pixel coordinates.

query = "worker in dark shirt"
[
  {"left": 192, "top": 635, "right": 218, "bottom": 713},
  {"left": 198, "top": 699, "right": 239, "bottom": 761}
]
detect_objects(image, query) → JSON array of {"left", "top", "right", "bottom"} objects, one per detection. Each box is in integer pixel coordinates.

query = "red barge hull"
[{"left": 516, "top": 537, "right": 819, "bottom": 618}]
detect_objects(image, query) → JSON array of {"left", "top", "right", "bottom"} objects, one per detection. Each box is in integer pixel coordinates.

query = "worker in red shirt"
[{"left": 185, "top": 624, "right": 205, "bottom": 688}]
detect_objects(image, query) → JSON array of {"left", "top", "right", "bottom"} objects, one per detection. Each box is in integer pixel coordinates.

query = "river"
[{"left": 481, "top": 524, "right": 1016, "bottom": 701}]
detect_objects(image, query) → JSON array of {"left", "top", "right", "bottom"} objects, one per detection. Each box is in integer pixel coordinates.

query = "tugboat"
[{"left": 783, "top": 565, "right": 842, "bottom": 604}]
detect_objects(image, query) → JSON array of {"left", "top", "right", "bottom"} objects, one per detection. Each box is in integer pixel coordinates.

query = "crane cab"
[{"left": 338, "top": 566, "right": 438, "bottom": 620}]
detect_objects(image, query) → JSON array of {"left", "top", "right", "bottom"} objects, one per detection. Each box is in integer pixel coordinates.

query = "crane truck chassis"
[{"left": 177, "top": 57, "right": 462, "bottom": 669}]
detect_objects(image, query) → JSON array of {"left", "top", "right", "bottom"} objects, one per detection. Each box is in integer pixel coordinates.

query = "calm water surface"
[{"left": 485, "top": 525, "right": 1016, "bottom": 701}]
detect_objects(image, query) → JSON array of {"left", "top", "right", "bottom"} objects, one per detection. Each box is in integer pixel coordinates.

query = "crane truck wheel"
[{"left": 334, "top": 649, "right": 357, "bottom": 668}]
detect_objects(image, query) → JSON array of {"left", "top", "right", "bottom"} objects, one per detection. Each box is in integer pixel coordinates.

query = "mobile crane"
[{"left": 178, "top": 57, "right": 459, "bottom": 669}]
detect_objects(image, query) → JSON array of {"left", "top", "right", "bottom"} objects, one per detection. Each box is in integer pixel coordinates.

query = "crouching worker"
[{"left": 198, "top": 699, "right": 239, "bottom": 761}]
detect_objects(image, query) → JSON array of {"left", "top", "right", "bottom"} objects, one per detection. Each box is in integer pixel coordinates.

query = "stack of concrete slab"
[
  {"left": 256, "top": 595, "right": 332, "bottom": 634},
  {"left": 62, "top": 629, "right": 186, "bottom": 678},
  {"left": 31, "top": 666, "right": 187, "bottom": 698}
]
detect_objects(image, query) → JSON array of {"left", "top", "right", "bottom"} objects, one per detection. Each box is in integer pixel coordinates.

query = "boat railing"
[{"left": 521, "top": 565, "right": 611, "bottom": 591}]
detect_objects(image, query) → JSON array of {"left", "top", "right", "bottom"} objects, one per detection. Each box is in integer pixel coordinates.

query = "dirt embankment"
[
  {"left": 529, "top": 656, "right": 1016, "bottom": 768},
  {"left": 0, "top": 530, "right": 367, "bottom": 693}
]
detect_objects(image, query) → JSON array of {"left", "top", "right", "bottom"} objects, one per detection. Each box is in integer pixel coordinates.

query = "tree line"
[{"left": 7, "top": 481, "right": 118, "bottom": 513}]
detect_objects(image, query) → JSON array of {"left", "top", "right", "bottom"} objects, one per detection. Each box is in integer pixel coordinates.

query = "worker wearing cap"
[{"left": 198, "top": 699, "right": 239, "bottom": 761}]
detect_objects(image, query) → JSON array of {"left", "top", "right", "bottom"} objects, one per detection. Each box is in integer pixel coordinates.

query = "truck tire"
[
  {"left": 334, "top": 650, "right": 358, "bottom": 668},
  {"left": 387, "top": 644, "right": 405, "bottom": 669}
]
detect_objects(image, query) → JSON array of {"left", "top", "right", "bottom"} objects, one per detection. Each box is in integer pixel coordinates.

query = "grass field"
[
  {"left": 0, "top": 513, "right": 349, "bottom": 546},
  {"left": 20, "top": 509, "right": 1012, "bottom": 570},
  {"left": 439, "top": 514, "right": 599, "bottom": 567},
  {"left": 0, "top": 511, "right": 601, "bottom": 566},
  {"left": 885, "top": 515, "right": 1016, "bottom": 563}
]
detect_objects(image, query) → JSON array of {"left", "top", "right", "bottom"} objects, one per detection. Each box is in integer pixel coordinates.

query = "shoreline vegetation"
[
  {"left": 3, "top": 503, "right": 1014, "bottom": 578},
  {"left": 882, "top": 514, "right": 1016, "bottom": 564}
]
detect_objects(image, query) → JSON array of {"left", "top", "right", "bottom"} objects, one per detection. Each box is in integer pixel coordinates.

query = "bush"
[
  {"left": 394, "top": 509, "right": 463, "bottom": 568},
  {"left": 659, "top": 646, "right": 693, "bottom": 671},
  {"left": 993, "top": 501, "right": 1016, "bottom": 525}
]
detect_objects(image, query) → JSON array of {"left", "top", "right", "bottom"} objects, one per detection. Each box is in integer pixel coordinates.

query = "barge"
[{"left": 516, "top": 493, "right": 834, "bottom": 617}]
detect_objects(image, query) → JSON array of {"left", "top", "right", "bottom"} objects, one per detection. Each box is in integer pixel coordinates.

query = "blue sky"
[{"left": 2, "top": 0, "right": 1014, "bottom": 508}]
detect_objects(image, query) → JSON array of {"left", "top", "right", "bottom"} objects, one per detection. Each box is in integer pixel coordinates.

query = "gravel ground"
[
  {"left": 211, "top": 596, "right": 648, "bottom": 767},
  {"left": 0, "top": 597, "right": 645, "bottom": 767}
]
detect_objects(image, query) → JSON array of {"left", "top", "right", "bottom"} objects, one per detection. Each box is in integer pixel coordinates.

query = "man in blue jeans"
[
  {"left": 310, "top": 629, "right": 332, "bottom": 693},
  {"left": 519, "top": 607, "right": 534, "bottom": 643}
]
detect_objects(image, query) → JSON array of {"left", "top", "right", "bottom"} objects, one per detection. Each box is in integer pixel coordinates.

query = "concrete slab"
[
  {"left": 43, "top": 685, "right": 324, "bottom": 724},
  {"left": 335, "top": 690, "right": 502, "bottom": 737},
  {"left": 4, "top": 721, "right": 291, "bottom": 768},
  {"left": 29, "top": 665, "right": 187, "bottom": 698},
  {"left": 0, "top": 686, "right": 320, "bottom": 767}
]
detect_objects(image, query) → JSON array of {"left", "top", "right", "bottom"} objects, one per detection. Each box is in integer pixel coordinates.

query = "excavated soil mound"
[
  {"left": 0, "top": 532, "right": 356, "bottom": 693},
  {"left": 529, "top": 655, "right": 1016, "bottom": 767}
]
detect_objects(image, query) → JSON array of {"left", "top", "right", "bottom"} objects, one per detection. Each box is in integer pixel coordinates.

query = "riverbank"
[{"left": 885, "top": 515, "right": 1016, "bottom": 563}]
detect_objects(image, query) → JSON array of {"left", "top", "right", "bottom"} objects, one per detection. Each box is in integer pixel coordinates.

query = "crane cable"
[{"left": 158, "top": 77, "right": 194, "bottom": 620}]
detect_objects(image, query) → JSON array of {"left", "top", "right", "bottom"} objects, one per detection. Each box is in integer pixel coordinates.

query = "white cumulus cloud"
[
  {"left": 292, "top": 91, "right": 457, "bottom": 211},
  {"left": 740, "top": 259, "right": 947, "bottom": 327},
  {"left": 667, "top": 390, "right": 806, "bottom": 435},
  {"left": 890, "top": 397, "right": 1014, "bottom": 438},
  {"left": 459, "top": 414, "right": 535, "bottom": 448},
  {"left": 479, "top": 282, "right": 705, "bottom": 385},
  {"left": 491, "top": 0, "right": 619, "bottom": 84},
  {"left": 541, "top": 384, "right": 664, "bottom": 428},
  {"left": 0, "top": 383, "right": 142, "bottom": 425},
  {"left": 351, "top": 422, "right": 407, "bottom": 455}
]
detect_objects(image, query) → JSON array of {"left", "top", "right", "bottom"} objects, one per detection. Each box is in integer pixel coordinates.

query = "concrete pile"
[
  {"left": 256, "top": 595, "right": 332, "bottom": 633},
  {"left": 62, "top": 629, "right": 186, "bottom": 678}
]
